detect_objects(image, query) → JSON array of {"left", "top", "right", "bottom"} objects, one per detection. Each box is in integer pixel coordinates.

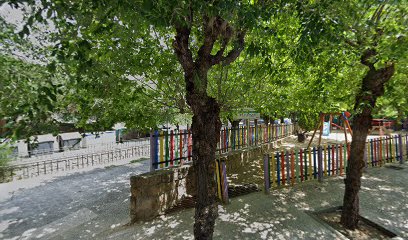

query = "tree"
[
  {"left": 0, "top": 54, "right": 62, "bottom": 139},
  {"left": 339, "top": 2, "right": 408, "bottom": 229},
  {"left": 8, "top": 0, "right": 405, "bottom": 237},
  {"left": 374, "top": 69, "right": 408, "bottom": 126},
  {"left": 6, "top": 1, "right": 261, "bottom": 238}
]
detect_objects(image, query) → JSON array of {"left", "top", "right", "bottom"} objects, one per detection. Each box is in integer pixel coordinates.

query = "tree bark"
[
  {"left": 297, "top": 131, "right": 306, "bottom": 143},
  {"left": 231, "top": 119, "right": 240, "bottom": 129},
  {"left": 190, "top": 94, "right": 221, "bottom": 239},
  {"left": 173, "top": 15, "right": 245, "bottom": 239},
  {"left": 341, "top": 49, "right": 394, "bottom": 229}
]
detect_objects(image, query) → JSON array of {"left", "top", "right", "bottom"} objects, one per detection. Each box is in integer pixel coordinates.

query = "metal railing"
[
  {"left": 0, "top": 144, "right": 150, "bottom": 183},
  {"left": 11, "top": 138, "right": 149, "bottom": 163}
]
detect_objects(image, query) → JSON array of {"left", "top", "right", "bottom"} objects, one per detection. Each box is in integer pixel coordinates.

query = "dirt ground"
[{"left": 278, "top": 129, "right": 407, "bottom": 151}]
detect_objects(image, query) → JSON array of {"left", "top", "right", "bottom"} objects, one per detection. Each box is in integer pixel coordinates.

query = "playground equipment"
[
  {"left": 370, "top": 119, "right": 394, "bottom": 136},
  {"left": 307, "top": 112, "right": 352, "bottom": 149}
]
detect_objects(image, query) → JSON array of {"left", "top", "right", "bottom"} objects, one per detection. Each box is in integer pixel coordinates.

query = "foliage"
[
  {"left": 206, "top": 2, "right": 362, "bottom": 130},
  {"left": 3, "top": 0, "right": 408, "bottom": 236},
  {"left": 0, "top": 142, "right": 12, "bottom": 167},
  {"left": 0, "top": 54, "right": 62, "bottom": 139},
  {"left": 375, "top": 68, "right": 408, "bottom": 120}
]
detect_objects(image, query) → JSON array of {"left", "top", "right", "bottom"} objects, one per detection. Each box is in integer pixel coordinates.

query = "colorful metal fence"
[
  {"left": 150, "top": 129, "right": 192, "bottom": 171},
  {"left": 150, "top": 123, "right": 296, "bottom": 170},
  {"left": 216, "top": 158, "right": 229, "bottom": 203},
  {"left": 218, "top": 124, "right": 295, "bottom": 153},
  {"left": 263, "top": 134, "right": 408, "bottom": 190}
]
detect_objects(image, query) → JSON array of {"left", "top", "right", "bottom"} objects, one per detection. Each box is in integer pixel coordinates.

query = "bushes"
[{"left": 0, "top": 144, "right": 12, "bottom": 180}]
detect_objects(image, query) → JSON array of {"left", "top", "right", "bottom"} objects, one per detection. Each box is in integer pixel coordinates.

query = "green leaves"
[
  {"left": 3, "top": 0, "right": 407, "bottom": 135},
  {"left": 0, "top": 55, "right": 63, "bottom": 138}
]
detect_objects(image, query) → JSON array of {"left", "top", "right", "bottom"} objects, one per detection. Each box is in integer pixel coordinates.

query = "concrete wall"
[
  {"left": 221, "top": 140, "right": 281, "bottom": 186},
  {"left": 129, "top": 140, "right": 283, "bottom": 222},
  {"left": 130, "top": 164, "right": 195, "bottom": 223}
]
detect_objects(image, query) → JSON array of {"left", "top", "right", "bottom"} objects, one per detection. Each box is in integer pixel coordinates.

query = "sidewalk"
[
  {"left": 104, "top": 164, "right": 408, "bottom": 240},
  {"left": 1, "top": 160, "right": 406, "bottom": 239},
  {"left": 0, "top": 160, "right": 150, "bottom": 240}
]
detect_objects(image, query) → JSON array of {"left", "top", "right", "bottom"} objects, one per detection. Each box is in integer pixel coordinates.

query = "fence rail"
[
  {"left": 0, "top": 144, "right": 150, "bottom": 183},
  {"left": 219, "top": 124, "right": 295, "bottom": 153},
  {"left": 12, "top": 138, "right": 149, "bottom": 163},
  {"left": 150, "top": 123, "right": 296, "bottom": 170},
  {"left": 263, "top": 133, "right": 408, "bottom": 189},
  {"left": 213, "top": 133, "right": 408, "bottom": 201}
]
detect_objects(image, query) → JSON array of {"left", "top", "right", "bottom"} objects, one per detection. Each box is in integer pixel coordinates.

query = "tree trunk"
[
  {"left": 228, "top": 118, "right": 241, "bottom": 129},
  {"left": 231, "top": 119, "right": 240, "bottom": 129},
  {"left": 340, "top": 111, "right": 371, "bottom": 229},
  {"left": 340, "top": 52, "right": 394, "bottom": 229},
  {"left": 297, "top": 132, "right": 306, "bottom": 143},
  {"left": 186, "top": 73, "right": 221, "bottom": 239},
  {"left": 173, "top": 16, "right": 245, "bottom": 239},
  {"left": 191, "top": 97, "right": 221, "bottom": 239}
]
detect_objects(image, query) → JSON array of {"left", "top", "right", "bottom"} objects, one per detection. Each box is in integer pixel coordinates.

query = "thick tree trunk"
[
  {"left": 231, "top": 120, "right": 240, "bottom": 129},
  {"left": 188, "top": 88, "right": 221, "bottom": 239},
  {"left": 297, "top": 132, "right": 306, "bottom": 143},
  {"left": 191, "top": 97, "right": 221, "bottom": 239},
  {"left": 185, "top": 69, "right": 221, "bottom": 240},
  {"left": 340, "top": 52, "right": 394, "bottom": 229},
  {"left": 340, "top": 112, "right": 371, "bottom": 229},
  {"left": 173, "top": 15, "right": 245, "bottom": 239}
]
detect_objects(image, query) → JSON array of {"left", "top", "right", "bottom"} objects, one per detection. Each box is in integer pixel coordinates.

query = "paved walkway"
[
  {"left": 1, "top": 160, "right": 407, "bottom": 239},
  {"left": 0, "top": 160, "right": 150, "bottom": 240},
  {"left": 105, "top": 164, "right": 408, "bottom": 240}
]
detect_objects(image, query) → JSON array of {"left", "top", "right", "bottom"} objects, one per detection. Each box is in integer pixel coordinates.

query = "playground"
[
  {"left": 1, "top": 130, "right": 407, "bottom": 240},
  {"left": 147, "top": 118, "right": 407, "bottom": 200},
  {"left": 125, "top": 123, "right": 408, "bottom": 239},
  {"left": 107, "top": 165, "right": 408, "bottom": 239},
  {"left": 135, "top": 122, "right": 408, "bottom": 239}
]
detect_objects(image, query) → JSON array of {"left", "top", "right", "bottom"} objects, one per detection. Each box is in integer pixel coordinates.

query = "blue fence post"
[
  {"left": 150, "top": 130, "right": 155, "bottom": 172},
  {"left": 318, "top": 146, "right": 323, "bottom": 182},
  {"left": 154, "top": 130, "right": 159, "bottom": 170}
]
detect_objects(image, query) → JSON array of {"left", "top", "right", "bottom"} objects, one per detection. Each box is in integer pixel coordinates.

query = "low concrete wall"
[
  {"left": 130, "top": 164, "right": 195, "bottom": 223},
  {"left": 130, "top": 139, "right": 284, "bottom": 222},
  {"left": 221, "top": 140, "right": 282, "bottom": 186}
]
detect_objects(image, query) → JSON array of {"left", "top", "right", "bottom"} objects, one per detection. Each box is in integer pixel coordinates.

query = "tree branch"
[
  {"left": 219, "top": 30, "right": 246, "bottom": 66},
  {"left": 173, "top": 25, "right": 194, "bottom": 73},
  {"left": 197, "top": 16, "right": 228, "bottom": 66},
  {"left": 360, "top": 48, "right": 376, "bottom": 70},
  {"left": 173, "top": 14, "right": 194, "bottom": 74}
]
